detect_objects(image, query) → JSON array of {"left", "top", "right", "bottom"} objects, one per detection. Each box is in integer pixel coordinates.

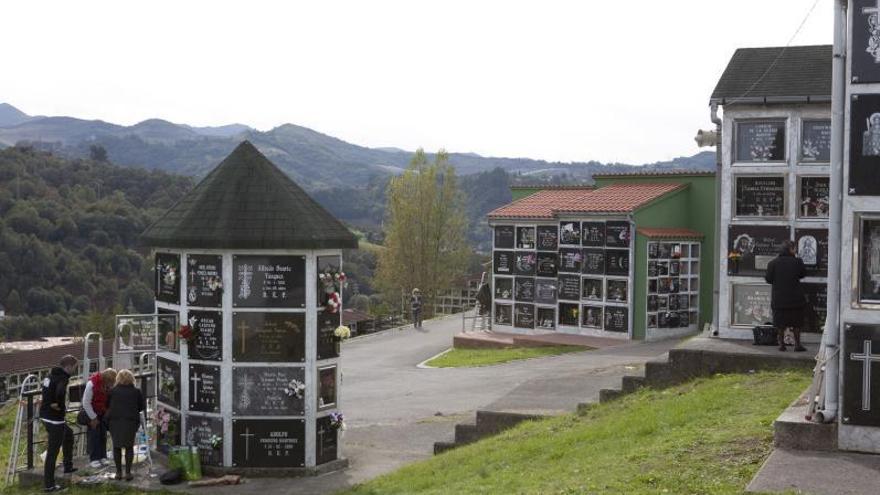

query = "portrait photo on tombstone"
[
  {"left": 735, "top": 120, "right": 786, "bottom": 163},
  {"left": 727, "top": 225, "right": 791, "bottom": 277}
]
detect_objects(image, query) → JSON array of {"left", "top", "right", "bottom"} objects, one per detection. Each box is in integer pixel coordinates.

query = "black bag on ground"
[
  {"left": 160, "top": 468, "right": 185, "bottom": 485},
  {"left": 76, "top": 409, "right": 90, "bottom": 426},
  {"left": 752, "top": 324, "right": 777, "bottom": 346}
]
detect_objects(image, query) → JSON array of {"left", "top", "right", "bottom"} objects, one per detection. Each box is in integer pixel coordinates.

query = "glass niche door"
[{"left": 646, "top": 241, "right": 701, "bottom": 331}]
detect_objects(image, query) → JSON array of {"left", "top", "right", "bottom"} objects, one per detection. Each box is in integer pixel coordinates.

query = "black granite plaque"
[
  {"left": 735, "top": 121, "right": 786, "bottom": 163},
  {"left": 186, "top": 254, "right": 223, "bottom": 307},
  {"left": 536, "top": 252, "right": 558, "bottom": 277},
  {"left": 581, "top": 305, "right": 603, "bottom": 329},
  {"left": 514, "top": 252, "right": 537, "bottom": 276},
  {"left": 559, "top": 303, "right": 579, "bottom": 326},
  {"left": 189, "top": 363, "right": 220, "bottom": 413},
  {"left": 232, "top": 419, "right": 305, "bottom": 468},
  {"left": 233, "top": 366, "right": 305, "bottom": 416},
  {"left": 517, "top": 226, "right": 536, "bottom": 250},
  {"left": 558, "top": 274, "right": 581, "bottom": 301},
  {"left": 316, "top": 415, "right": 338, "bottom": 465},
  {"left": 494, "top": 251, "right": 514, "bottom": 275},
  {"left": 647, "top": 313, "right": 658, "bottom": 328},
  {"left": 648, "top": 243, "right": 659, "bottom": 259},
  {"left": 728, "top": 225, "right": 791, "bottom": 277},
  {"left": 558, "top": 248, "right": 583, "bottom": 273},
  {"left": 842, "top": 324, "right": 880, "bottom": 426},
  {"left": 606, "top": 280, "right": 627, "bottom": 303},
  {"left": 795, "top": 228, "right": 829, "bottom": 277},
  {"left": 852, "top": 0, "right": 880, "bottom": 84},
  {"left": 536, "top": 307, "right": 556, "bottom": 330},
  {"left": 735, "top": 176, "right": 786, "bottom": 217},
  {"left": 798, "top": 176, "right": 830, "bottom": 218},
  {"left": 318, "top": 366, "right": 337, "bottom": 410},
  {"left": 514, "top": 303, "right": 535, "bottom": 329},
  {"left": 803, "top": 283, "right": 828, "bottom": 334},
  {"left": 233, "top": 256, "right": 306, "bottom": 308},
  {"left": 582, "top": 222, "right": 605, "bottom": 247},
  {"left": 536, "top": 225, "right": 559, "bottom": 251},
  {"left": 157, "top": 356, "right": 180, "bottom": 409},
  {"left": 534, "top": 279, "right": 557, "bottom": 305},
  {"left": 187, "top": 311, "right": 223, "bottom": 361},
  {"left": 232, "top": 312, "right": 305, "bottom": 363},
  {"left": 604, "top": 306, "right": 628, "bottom": 333},
  {"left": 155, "top": 252, "right": 181, "bottom": 304},
  {"left": 581, "top": 277, "right": 603, "bottom": 301},
  {"left": 494, "top": 277, "right": 513, "bottom": 299},
  {"left": 850, "top": 94, "right": 880, "bottom": 195},
  {"left": 669, "top": 293, "right": 680, "bottom": 310},
  {"left": 801, "top": 120, "right": 831, "bottom": 163},
  {"left": 514, "top": 277, "right": 535, "bottom": 302},
  {"left": 582, "top": 249, "right": 605, "bottom": 275},
  {"left": 186, "top": 416, "right": 223, "bottom": 466},
  {"left": 860, "top": 217, "right": 880, "bottom": 303},
  {"left": 647, "top": 295, "right": 659, "bottom": 312},
  {"left": 317, "top": 311, "right": 341, "bottom": 361},
  {"left": 605, "top": 250, "right": 630, "bottom": 276},
  {"left": 560, "top": 221, "right": 581, "bottom": 245},
  {"left": 495, "top": 303, "right": 512, "bottom": 325},
  {"left": 605, "top": 221, "right": 631, "bottom": 248},
  {"left": 494, "top": 225, "right": 515, "bottom": 248},
  {"left": 157, "top": 309, "right": 179, "bottom": 352}
]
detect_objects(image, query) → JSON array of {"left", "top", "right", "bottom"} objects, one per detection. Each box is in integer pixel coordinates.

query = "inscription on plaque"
[
  {"left": 581, "top": 278, "right": 603, "bottom": 301},
  {"left": 582, "top": 249, "right": 605, "bottom": 275},
  {"left": 604, "top": 306, "right": 628, "bottom": 333},
  {"left": 558, "top": 274, "right": 581, "bottom": 301},
  {"left": 536, "top": 225, "right": 559, "bottom": 251},
  {"left": 801, "top": 120, "right": 831, "bottom": 163},
  {"left": 187, "top": 311, "right": 223, "bottom": 361},
  {"left": 605, "top": 250, "right": 630, "bottom": 276},
  {"left": 232, "top": 419, "right": 305, "bottom": 468},
  {"left": 605, "top": 221, "right": 631, "bottom": 248},
  {"left": 514, "top": 303, "right": 535, "bottom": 329},
  {"left": 558, "top": 248, "right": 583, "bottom": 273},
  {"left": 157, "top": 356, "right": 180, "bottom": 409},
  {"left": 731, "top": 284, "right": 772, "bottom": 327},
  {"left": 188, "top": 363, "right": 220, "bottom": 413},
  {"left": 559, "top": 221, "right": 581, "bottom": 245},
  {"left": 536, "top": 252, "right": 558, "bottom": 277},
  {"left": 494, "top": 251, "right": 514, "bottom": 275},
  {"left": 581, "top": 222, "right": 605, "bottom": 247},
  {"left": 155, "top": 252, "right": 181, "bottom": 304},
  {"left": 798, "top": 176, "right": 830, "bottom": 218},
  {"left": 514, "top": 277, "right": 535, "bottom": 302},
  {"left": 516, "top": 226, "right": 536, "bottom": 250},
  {"left": 316, "top": 415, "right": 339, "bottom": 465},
  {"left": 233, "top": 366, "right": 305, "bottom": 416},
  {"left": 494, "top": 225, "right": 515, "bottom": 248},
  {"left": 735, "top": 121, "right": 786, "bottom": 163},
  {"left": 803, "top": 283, "right": 828, "bottom": 334},
  {"left": 317, "top": 311, "right": 341, "bottom": 361},
  {"left": 233, "top": 256, "right": 305, "bottom": 308},
  {"left": 233, "top": 312, "right": 305, "bottom": 363},
  {"left": 728, "top": 225, "right": 791, "bottom": 277},
  {"left": 535, "top": 279, "right": 558, "bottom": 305},
  {"left": 735, "top": 176, "right": 786, "bottom": 217},
  {"left": 514, "top": 252, "right": 536, "bottom": 276},
  {"left": 186, "top": 416, "right": 223, "bottom": 466},
  {"left": 852, "top": 0, "right": 880, "bottom": 84},
  {"left": 186, "top": 255, "right": 223, "bottom": 307}
]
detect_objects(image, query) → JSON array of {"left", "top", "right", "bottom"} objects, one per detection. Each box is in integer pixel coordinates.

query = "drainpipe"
[
  {"left": 815, "top": 0, "right": 846, "bottom": 424},
  {"left": 710, "top": 103, "right": 722, "bottom": 337}
]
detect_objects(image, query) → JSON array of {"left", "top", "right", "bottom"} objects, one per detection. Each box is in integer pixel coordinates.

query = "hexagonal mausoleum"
[{"left": 140, "top": 141, "right": 358, "bottom": 474}]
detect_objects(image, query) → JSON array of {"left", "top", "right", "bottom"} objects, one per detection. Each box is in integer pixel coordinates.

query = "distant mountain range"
[{"left": 0, "top": 103, "right": 714, "bottom": 190}]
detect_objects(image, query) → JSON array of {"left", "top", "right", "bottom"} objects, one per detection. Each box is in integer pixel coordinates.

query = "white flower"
[{"left": 334, "top": 325, "right": 351, "bottom": 339}]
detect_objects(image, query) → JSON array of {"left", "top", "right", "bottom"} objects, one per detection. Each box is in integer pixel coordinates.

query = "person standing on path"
[
  {"left": 411, "top": 288, "right": 423, "bottom": 329},
  {"left": 105, "top": 369, "right": 145, "bottom": 481},
  {"left": 82, "top": 368, "right": 117, "bottom": 468},
  {"left": 40, "top": 354, "right": 78, "bottom": 493},
  {"left": 764, "top": 240, "right": 808, "bottom": 352}
]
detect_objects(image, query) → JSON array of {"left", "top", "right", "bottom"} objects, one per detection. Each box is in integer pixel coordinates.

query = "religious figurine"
[
  {"left": 868, "top": 11, "right": 880, "bottom": 63},
  {"left": 864, "top": 113, "right": 880, "bottom": 157},
  {"left": 798, "top": 236, "right": 818, "bottom": 266},
  {"left": 801, "top": 196, "right": 813, "bottom": 217}
]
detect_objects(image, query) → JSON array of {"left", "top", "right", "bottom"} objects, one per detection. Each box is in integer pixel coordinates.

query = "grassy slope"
[
  {"left": 427, "top": 346, "right": 587, "bottom": 368},
  {"left": 344, "top": 371, "right": 810, "bottom": 495}
]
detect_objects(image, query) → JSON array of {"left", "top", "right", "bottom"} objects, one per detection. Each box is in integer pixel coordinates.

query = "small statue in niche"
[
  {"left": 864, "top": 113, "right": 880, "bottom": 157},
  {"left": 798, "top": 236, "right": 818, "bottom": 266}
]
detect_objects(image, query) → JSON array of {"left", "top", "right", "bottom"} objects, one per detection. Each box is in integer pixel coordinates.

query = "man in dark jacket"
[
  {"left": 40, "top": 355, "right": 78, "bottom": 492},
  {"left": 764, "top": 240, "right": 808, "bottom": 352}
]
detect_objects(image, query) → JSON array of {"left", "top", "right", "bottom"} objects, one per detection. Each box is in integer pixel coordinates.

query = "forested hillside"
[{"left": 0, "top": 146, "right": 193, "bottom": 339}]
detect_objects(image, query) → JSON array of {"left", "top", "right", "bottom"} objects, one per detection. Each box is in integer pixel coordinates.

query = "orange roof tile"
[
  {"left": 637, "top": 227, "right": 705, "bottom": 240},
  {"left": 489, "top": 183, "right": 686, "bottom": 219}
]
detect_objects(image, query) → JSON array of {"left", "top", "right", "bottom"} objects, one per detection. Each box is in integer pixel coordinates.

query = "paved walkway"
[
  {"left": 130, "top": 314, "right": 681, "bottom": 494},
  {"left": 747, "top": 448, "right": 880, "bottom": 495}
]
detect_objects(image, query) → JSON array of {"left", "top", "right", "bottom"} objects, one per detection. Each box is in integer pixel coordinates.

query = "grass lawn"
[
  {"left": 426, "top": 346, "right": 588, "bottom": 368},
  {"left": 343, "top": 370, "right": 810, "bottom": 495}
]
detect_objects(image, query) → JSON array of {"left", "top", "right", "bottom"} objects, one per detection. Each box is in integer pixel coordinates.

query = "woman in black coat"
[
  {"left": 764, "top": 240, "right": 808, "bottom": 352},
  {"left": 105, "top": 369, "right": 145, "bottom": 481}
]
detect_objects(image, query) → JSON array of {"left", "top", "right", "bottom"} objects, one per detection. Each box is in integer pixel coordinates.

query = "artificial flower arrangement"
[
  {"left": 178, "top": 324, "right": 199, "bottom": 342},
  {"left": 284, "top": 378, "right": 306, "bottom": 400},
  {"left": 209, "top": 434, "right": 223, "bottom": 449},
  {"left": 329, "top": 411, "right": 346, "bottom": 431},
  {"left": 334, "top": 325, "right": 351, "bottom": 341},
  {"left": 727, "top": 251, "right": 743, "bottom": 261},
  {"left": 319, "top": 269, "right": 347, "bottom": 313}
]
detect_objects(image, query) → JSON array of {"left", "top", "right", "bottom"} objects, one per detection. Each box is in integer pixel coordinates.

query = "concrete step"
[
  {"left": 454, "top": 423, "right": 481, "bottom": 444},
  {"left": 475, "top": 410, "right": 543, "bottom": 435},
  {"left": 433, "top": 441, "right": 458, "bottom": 455},
  {"left": 599, "top": 388, "right": 623, "bottom": 403},
  {"left": 621, "top": 375, "right": 646, "bottom": 394},
  {"left": 774, "top": 399, "right": 837, "bottom": 451}
]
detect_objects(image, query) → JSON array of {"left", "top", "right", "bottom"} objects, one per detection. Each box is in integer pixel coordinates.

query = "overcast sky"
[{"left": 0, "top": 0, "right": 833, "bottom": 164}]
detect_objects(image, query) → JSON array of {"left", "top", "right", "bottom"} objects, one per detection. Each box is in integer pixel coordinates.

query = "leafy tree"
[
  {"left": 376, "top": 150, "right": 469, "bottom": 315},
  {"left": 89, "top": 144, "right": 108, "bottom": 162}
]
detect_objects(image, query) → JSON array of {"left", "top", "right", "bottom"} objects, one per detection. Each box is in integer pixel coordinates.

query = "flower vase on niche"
[{"left": 727, "top": 252, "right": 741, "bottom": 276}]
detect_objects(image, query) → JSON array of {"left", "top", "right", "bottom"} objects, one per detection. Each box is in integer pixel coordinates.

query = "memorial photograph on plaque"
[
  {"left": 731, "top": 284, "right": 772, "bottom": 327},
  {"left": 559, "top": 221, "right": 581, "bottom": 245},
  {"left": 849, "top": 93, "right": 880, "bottom": 195},
  {"left": 582, "top": 249, "right": 605, "bottom": 275},
  {"left": 558, "top": 274, "right": 581, "bottom": 301},
  {"left": 735, "top": 120, "right": 786, "bottom": 163},
  {"left": 186, "top": 254, "right": 223, "bottom": 307},
  {"left": 157, "top": 309, "right": 179, "bottom": 352},
  {"left": 581, "top": 278, "right": 603, "bottom": 301},
  {"left": 536, "top": 252, "right": 558, "bottom": 277},
  {"left": 516, "top": 226, "right": 536, "bottom": 250},
  {"left": 728, "top": 225, "right": 791, "bottom": 277},
  {"left": 494, "top": 277, "right": 513, "bottom": 299},
  {"left": 155, "top": 252, "right": 181, "bottom": 304},
  {"left": 514, "top": 252, "right": 536, "bottom": 276},
  {"left": 318, "top": 365, "right": 337, "bottom": 410},
  {"left": 581, "top": 305, "right": 603, "bottom": 329},
  {"left": 536, "top": 225, "right": 558, "bottom": 251},
  {"left": 605, "top": 250, "right": 630, "bottom": 276},
  {"left": 734, "top": 176, "right": 786, "bottom": 218},
  {"left": 858, "top": 216, "right": 880, "bottom": 304},
  {"left": 495, "top": 304, "right": 512, "bottom": 325},
  {"left": 534, "top": 279, "right": 557, "bottom": 305},
  {"left": 233, "top": 366, "right": 306, "bottom": 416},
  {"left": 605, "top": 221, "right": 631, "bottom": 248},
  {"left": 232, "top": 419, "right": 305, "bottom": 468},
  {"left": 186, "top": 416, "right": 223, "bottom": 466},
  {"left": 188, "top": 363, "right": 220, "bottom": 413},
  {"left": 558, "top": 303, "right": 579, "bottom": 326},
  {"left": 187, "top": 311, "right": 223, "bottom": 361},
  {"left": 116, "top": 314, "right": 167, "bottom": 354},
  {"left": 606, "top": 279, "right": 628, "bottom": 303},
  {"left": 536, "top": 307, "right": 556, "bottom": 330},
  {"left": 803, "top": 283, "right": 828, "bottom": 333},
  {"left": 852, "top": 0, "right": 880, "bottom": 84},
  {"left": 514, "top": 303, "right": 535, "bottom": 329},
  {"left": 800, "top": 120, "right": 831, "bottom": 163},
  {"left": 493, "top": 251, "right": 514, "bottom": 275},
  {"left": 233, "top": 312, "right": 306, "bottom": 363},
  {"left": 157, "top": 356, "right": 180, "bottom": 409},
  {"left": 582, "top": 222, "right": 605, "bottom": 247},
  {"left": 514, "top": 277, "right": 535, "bottom": 302},
  {"left": 316, "top": 415, "right": 339, "bottom": 465},
  {"left": 558, "top": 248, "right": 583, "bottom": 273},
  {"left": 317, "top": 311, "right": 342, "bottom": 361},
  {"left": 494, "top": 225, "right": 515, "bottom": 248},
  {"left": 233, "top": 255, "right": 306, "bottom": 308},
  {"left": 797, "top": 176, "right": 830, "bottom": 218},
  {"left": 604, "top": 306, "right": 628, "bottom": 333},
  {"left": 795, "top": 228, "right": 828, "bottom": 277}
]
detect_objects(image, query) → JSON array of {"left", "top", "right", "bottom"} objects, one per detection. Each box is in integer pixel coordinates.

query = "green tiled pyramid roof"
[{"left": 141, "top": 141, "right": 358, "bottom": 250}]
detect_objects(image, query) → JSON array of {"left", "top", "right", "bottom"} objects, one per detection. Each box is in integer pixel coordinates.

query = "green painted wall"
[{"left": 510, "top": 187, "right": 542, "bottom": 201}]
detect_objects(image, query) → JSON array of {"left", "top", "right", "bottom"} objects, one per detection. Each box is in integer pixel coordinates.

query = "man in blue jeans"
[{"left": 40, "top": 355, "right": 78, "bottom": 492}]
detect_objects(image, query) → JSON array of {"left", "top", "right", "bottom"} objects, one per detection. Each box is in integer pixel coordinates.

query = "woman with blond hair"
[
  {"left": 105, "top": 369, "right": 144, "bottom": 481},
  {"left": 81, "top": 367, "right": 117, "bottom": 468}
]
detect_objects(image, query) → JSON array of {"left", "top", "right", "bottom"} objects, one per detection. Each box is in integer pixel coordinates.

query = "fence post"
[{"left": 26, "top": 395, "right": 34, "bottom": 470}]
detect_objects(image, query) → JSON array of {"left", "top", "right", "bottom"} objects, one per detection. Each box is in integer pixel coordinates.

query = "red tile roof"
[
  {"left": 591, "top": 169, "right": 715, "bottom": 178},
  {"left": 0, "top": 340, "right": 114, "bottom": 376},
  {"left": 637, "top": 227, "right": 705, "bottom": 240},
  {"left": 342, "top": 308, "right": 373, "bottom": 325},
  {"left": 488, "top": 183, "right": 686, "bottom": 219}
]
